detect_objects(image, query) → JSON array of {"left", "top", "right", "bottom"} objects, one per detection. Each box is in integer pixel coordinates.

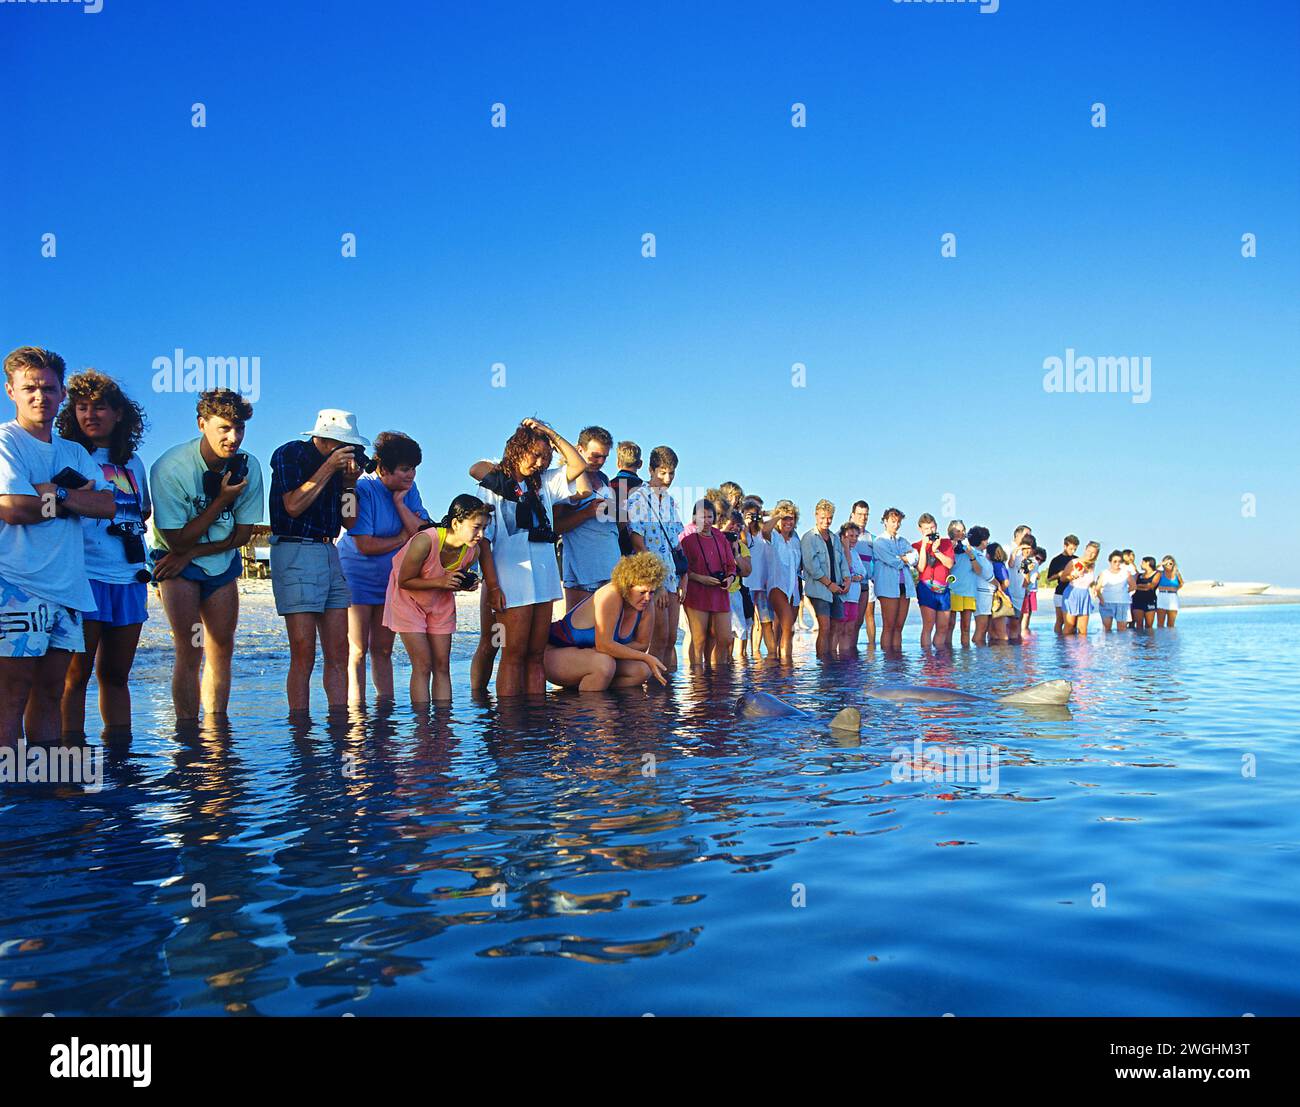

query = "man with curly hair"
[
  {"left": 149, "top": 388, "right": 264, "bottom": 722},
  {"left": 0, "top": 346, "right": 116, "bottom": 744}
]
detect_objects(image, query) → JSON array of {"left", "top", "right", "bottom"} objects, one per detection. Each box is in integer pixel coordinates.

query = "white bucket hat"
[{"left": 302, "top": 409, "right": 371, "bottom": 450}]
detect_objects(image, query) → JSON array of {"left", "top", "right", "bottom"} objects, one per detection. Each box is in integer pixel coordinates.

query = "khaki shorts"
[{"left": 270, "top": 540, "right": 351, "bottom": 615}]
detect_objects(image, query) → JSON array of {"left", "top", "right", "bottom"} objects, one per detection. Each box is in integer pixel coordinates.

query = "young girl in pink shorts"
[{"left": 384, "top": 495, "right": 490, "bottom": 704}]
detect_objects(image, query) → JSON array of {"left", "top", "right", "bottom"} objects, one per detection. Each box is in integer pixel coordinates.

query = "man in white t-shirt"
[{"left": 0, "top": 346, "right": 115, "bottom": 743}]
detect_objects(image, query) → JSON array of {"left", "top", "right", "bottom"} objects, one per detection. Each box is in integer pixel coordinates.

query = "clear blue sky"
[{"left": 3, "top": 0, "right": 1297, "bottom": 580}]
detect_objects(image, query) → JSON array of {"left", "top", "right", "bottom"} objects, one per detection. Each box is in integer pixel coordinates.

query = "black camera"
[
  {"left": 527, "top": 525, "right": 557, "bottom": 544},
  {"left": 106, "top": 520, "right": 148, "bottom": 564},
  {"left": 713, "top": 570, "right": 730, "bottom": 585},
  {"left": 202, "top": 453, "right": 249, "bottom": 503},
  {"left": 456, "top": 568, "right": 480, "bottom": 591},
  {"left": 953, "top": 540, "right": 967, "bottom": 554},
  {"left": 335, "top": 444, "right": 377, "bottom": 475},
  {"left": 1021, "top": 558, "right": 1038, "bottom": 577}
]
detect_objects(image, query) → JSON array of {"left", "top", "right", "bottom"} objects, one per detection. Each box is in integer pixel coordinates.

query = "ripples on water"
[{"left": 2, "top": 600, "right": 1298, "bottom": 1016}]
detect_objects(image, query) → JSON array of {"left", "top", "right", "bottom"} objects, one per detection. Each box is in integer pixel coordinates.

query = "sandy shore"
[{"left": 229, "top": 578, "right": 1300, "bottom": 621}]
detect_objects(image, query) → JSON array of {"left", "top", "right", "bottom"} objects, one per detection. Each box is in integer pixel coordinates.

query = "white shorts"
[
  {"left": 975, "top": 591, "right": 993, "bottom": 617},
  {"left": 0, "top": 585, "right": 85, "bottom": 658},
  {"left": 1053, "top": 593, "right": 1065, "bottom": 609},
  {"left": 729, "top": 590, "right": 751, "bottom": 638},
  {"left": 1156, "top": 591, "right": 1179, "bottom": 612}
]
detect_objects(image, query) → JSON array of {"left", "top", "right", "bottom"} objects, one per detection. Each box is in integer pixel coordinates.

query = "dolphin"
[
  {"left": 864, "top": 679, "right": 1072, "bottom": 706},
  {"left": 734, "top": 693, "right": 862, "bottom": 735}
]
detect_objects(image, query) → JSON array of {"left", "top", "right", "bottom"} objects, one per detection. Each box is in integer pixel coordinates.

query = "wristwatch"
[{"left": 55, "top": 486, "right": 70, "bottom": 507}]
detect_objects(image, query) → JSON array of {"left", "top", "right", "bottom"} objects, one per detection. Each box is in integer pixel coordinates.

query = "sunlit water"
[{"left": 2, "top": 597, "right": 1298, "bottom": 1016}]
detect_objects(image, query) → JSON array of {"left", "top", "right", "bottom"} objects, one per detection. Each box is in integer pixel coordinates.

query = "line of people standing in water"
[{"left": 0, "top": 346, "right": 1188, "bottom": 740}]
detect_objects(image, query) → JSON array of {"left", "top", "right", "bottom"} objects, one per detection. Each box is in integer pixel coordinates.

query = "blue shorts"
[
  {"left": 86, "top": 580, "right": 149, "bottom": 626},
  {"left": 916, "top": 580, "right": 951, "bottom": 611},
  {"left": 1063, "top": 583, "right": 1097, "bottom": 617},
  {"left": 810, "top": 596, "right": 844, "bottom": 620},
  {"left": 151, "top": 548, "right": 243, "bottom": 599},
  {"left": 1100, "top": 601, "right": 1130, "bottom": 622}
]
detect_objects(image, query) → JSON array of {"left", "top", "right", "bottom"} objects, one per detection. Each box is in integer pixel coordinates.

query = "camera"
[
  {"left": 456, "top": 568, "right": 480, "bottom": 591},
  {"left": 953, "top": 540, "right": 966, "bottom": 554},
  {"left": 106, "top": 520, "right": 148, "bottom": 565},
  {"left": 1021, "top": 558, "right": 1038, "bottom": 577},
  {"left": 336, "top": 445, "right": 378, "bottom": 475},
  {"left": 527, "top": 525, "right": 557, "bottom": 544},
  {"left": 202, "top": 452, "right": 249, "bottom": 503},
  {"left": 713, "top": 570, "right": 730, "bottom": 585}
]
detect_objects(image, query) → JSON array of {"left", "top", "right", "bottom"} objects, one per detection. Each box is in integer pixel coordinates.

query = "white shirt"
[{"left": 0, "top": 421, "right": 110, "bottom": 610}]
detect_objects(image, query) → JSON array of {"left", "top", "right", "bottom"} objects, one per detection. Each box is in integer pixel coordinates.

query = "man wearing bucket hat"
[{"left": 269, "top": 409, "right": 368, "bottom": 713}]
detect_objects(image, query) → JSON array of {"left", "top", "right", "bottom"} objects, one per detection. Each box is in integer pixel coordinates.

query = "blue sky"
[{"left": 3, "top": 0, "right": 1297, "bottom": 579}]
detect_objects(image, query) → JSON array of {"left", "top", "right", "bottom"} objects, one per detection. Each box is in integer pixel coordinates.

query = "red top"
[
  {"left": 912, "top": 537, "right": 956, "bottom": 586},
  {"left": 681, "top": 528, "right": 736, "bottom": 613}
]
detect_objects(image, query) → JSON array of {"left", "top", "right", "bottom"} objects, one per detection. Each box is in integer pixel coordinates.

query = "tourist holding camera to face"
[
  {"left": 269, "top": 408, "right": 371, "bottom": 714},
  {"left": 55, "top": 370, "right": 153, "bottom": 738},
  {"left": 149, "top": 388, "right": 264, "bottom": 723},
  {"left": 467, "top": 418, "right": 591, "bottom": 697}
]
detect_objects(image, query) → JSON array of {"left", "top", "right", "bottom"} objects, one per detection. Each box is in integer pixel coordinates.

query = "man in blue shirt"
[
  {"left": 150, "top": 388, "right": 265, "bottom": 722},
  {"left": 269, "top": 409, "right": 367, "bottom": 713}
]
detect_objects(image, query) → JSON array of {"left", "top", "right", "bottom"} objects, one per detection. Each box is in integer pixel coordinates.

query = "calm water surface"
[{"left": 2, "top": 600, "right": 1298, "bottom": 1016}]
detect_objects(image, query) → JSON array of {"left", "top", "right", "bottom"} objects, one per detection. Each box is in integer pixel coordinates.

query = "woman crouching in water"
[
  {"left": 383, "top": 495, "right": 490, "bottom": 705},
  {"left": 544, "top": 552, "right": 669, "bottom": 690}
]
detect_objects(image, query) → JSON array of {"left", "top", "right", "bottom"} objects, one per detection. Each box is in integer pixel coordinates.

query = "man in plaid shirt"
[{"left": 269, "top": 409, "right": 369, "bottom": 713}]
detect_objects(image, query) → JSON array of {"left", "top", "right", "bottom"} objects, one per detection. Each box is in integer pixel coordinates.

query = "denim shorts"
[
  {"left": 1100, "top": 601, "right": 1129, "bottom": 621},
  {"left": 810, "top": 596, "right": 844, "bottom": 620},
  {"left": 270, "top": 539, "right": 351, "bottom": 615}
]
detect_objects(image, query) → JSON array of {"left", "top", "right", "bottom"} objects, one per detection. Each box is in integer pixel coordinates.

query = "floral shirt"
[{"left": 627, "top": 483, "right": 684, "bottom": 590}]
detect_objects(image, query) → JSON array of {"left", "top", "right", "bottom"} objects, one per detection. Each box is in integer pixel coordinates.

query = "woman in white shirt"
[
  {"left": 766, "top": 500, "right": 803, "bottom": 661},
  {"left": 1097, "top": 549, "right": 1136, "bottom": 631},
  {"left": 468, "top": 419, "right": 589, "bottom": 696},
  {"left": 55, "top": 371, "right": 152, "bottom": 737}
]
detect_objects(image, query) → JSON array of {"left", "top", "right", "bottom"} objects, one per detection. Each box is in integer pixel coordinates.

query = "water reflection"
[{"left": 1, "top": 607, "right": 1297, "bottom": 1015}]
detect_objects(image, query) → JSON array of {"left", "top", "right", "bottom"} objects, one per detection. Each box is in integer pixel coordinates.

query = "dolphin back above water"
[
  {"left": 734, "top": 692, "right": 862, "bottom": 732},
  {"left": 865, "top": 679, "right": 1073, "bottom": 706}
]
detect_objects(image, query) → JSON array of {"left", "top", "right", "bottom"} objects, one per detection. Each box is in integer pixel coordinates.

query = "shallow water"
[{"left": 2, "top": 600, "right": 1298, "bottom": 1016}]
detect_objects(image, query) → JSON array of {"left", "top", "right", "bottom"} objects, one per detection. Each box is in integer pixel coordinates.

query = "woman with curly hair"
[
  {"left": 468, "top": 418, "right": 590, "bottom": 697},
  {"left": 544, "top": 552, "right": 668, "bottom": 690},
  {"left": 55, "top": 369, "right": 151, "bottom": 736}
]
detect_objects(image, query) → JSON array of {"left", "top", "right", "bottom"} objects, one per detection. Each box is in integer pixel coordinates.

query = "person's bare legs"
[
  {"left": 347, "top": 603, "right": 373, "bottom": 705},
  {"left": 769, "top": 589, "right": 795, "bottom": 660},
  {"left": 24, "top": 650, "right": 73, "bottom": 744},
  {"left": 685, "top": 606, "right": 711, "bottom": 667},
  {"left": 93, "top": 622, "right": 143, "bottom": 731},
  {"left": 284, "top": 612, "right": 320, "bottom": 714},
  {"left": 524, "top": 604, "right": 551, "bottom": 694},
  {"left": 61, "top": 619, "right": 103, "bottom": 737},
  {"left": 198, "top": 581, "right": 239, "bottom": 716},
  {"left": 650, "top": 592, "right": 680, "bottom": 672},
  {"left": 933, "top": 609, "right": 952, "bottom": 648},
  {"left": 710, "top": 611, "right": 731, "bottom": 664},
  {"left": 958, "top": 608, "right": 973, "bottom": 647},
  {"left": 863, "top": 596, "right": 877, "bottom": 649},
  {"left": 368, "top": 611, "right": 396, "bottom": 700},
  {"left": 158, "top": 577, "right": 204, "bottom": 721},
  {"left": 1054, "top": 601, "right": 1067, "bottom": 635},
  {"left": 471, "top": 586, "right": 499, "bottom": 692},
  {"left": 495, "top": 604, "right": 537, "bottom": 698},
  {"left": 0, "top": 657, "right": 38, "bottom": 744},
  {"left": 610, "top": 657, "right": 653, "bottom": 688},
  {"left": 815, "top": 613, "right": 833, "bottom": 659},
  {"left": 399, "top": 632, "right": 433, "bottom": 704},
  {"left": 919, "top": 604, "right": 936, "bottom": 648},
  {"left": 544, "top": 646, "right": 616, "bottom": 691},
  {"left": 319, "top": 606, "right": 350, "bottom": 710}
]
